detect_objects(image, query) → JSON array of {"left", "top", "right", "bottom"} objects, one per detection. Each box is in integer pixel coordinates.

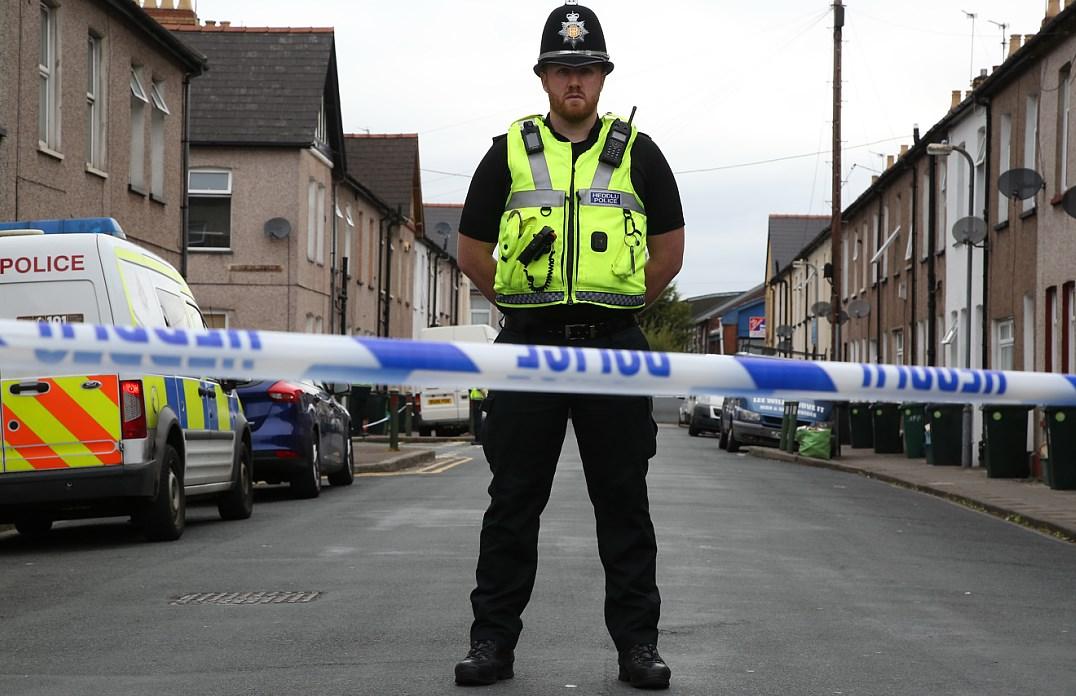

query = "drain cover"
[{"left": 170, "top": 591, "right": 321, "bottom": 606}]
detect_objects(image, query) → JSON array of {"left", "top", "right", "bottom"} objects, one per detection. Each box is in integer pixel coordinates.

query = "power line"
[{"left": 673, "top": 135, "right": 908, "bottom": 175}]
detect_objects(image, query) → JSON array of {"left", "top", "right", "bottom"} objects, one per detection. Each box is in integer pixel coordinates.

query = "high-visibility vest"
[
  {"left": 494, "top": 114, "right": 648, "bottom": 309},
  {"left": 469, "top": 388, "right": 484, "bottom": 401}
]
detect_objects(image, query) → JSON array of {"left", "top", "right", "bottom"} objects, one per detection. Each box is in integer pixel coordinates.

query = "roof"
[
  {"left": 700, "top": 283, "right": 766, "bottom": 323},
  {"left": 423, "top": 204, "right": 462, "bottom": 260},
  {"left": 345, "top": 135, "right": 422, "bottom": 223},
  {"left": 767, "top": 215, "right": 829, "bottom": 276},
  {"left": 686, "top": 291, "right": 743, "bottom": 323},
  {"left": 104, "top": 0, "right": 207, "bottom": 74},
  {"left": 171, "top": 29, "right": 336, "bottom": 146}
]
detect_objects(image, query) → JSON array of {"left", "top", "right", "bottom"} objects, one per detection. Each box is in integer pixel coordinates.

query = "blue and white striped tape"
[{"left": 0, "top": 319, "right": 1074, "bottom": 406}]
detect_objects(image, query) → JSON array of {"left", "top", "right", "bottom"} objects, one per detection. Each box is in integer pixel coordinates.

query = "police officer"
[
  {"left": 454, "top": 1, "right": 684, "bottom": 689},
  {"left": 468, "top": 387, "right": 485, "bottom": 445}
]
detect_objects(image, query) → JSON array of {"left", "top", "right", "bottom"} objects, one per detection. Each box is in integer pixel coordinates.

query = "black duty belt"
[{"left": 504, "top": 313, "right": 638, "bottom": 341}]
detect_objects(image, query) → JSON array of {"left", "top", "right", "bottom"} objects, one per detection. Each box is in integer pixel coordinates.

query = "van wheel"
[
  {"left": 688, "top": 423, "right": 701, "bottom": 436},
  {"left": 328, "top": 438, "right": 355, "bottom": 486},
  {"left": 14, "top": 514, "right": 53, "bottom": 537},
  {"left": 218, "top": 441, "right": 254, "bottom": 520},
  {"left": 142, "top": 444, "right": 185, "bottom": 541},
  {"left": 292, "top": 434, "right": 322, "bottom": 499},
  {"left": 726, "top": 425, "right": 741, "bottom": 453}
]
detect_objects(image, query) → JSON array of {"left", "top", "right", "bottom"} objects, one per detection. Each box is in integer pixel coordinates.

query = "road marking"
[{"left": 357, "top": 456, "right": 473, "bottom": 477}]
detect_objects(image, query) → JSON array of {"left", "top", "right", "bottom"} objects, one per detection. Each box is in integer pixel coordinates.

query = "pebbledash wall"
[{"left": 0, "top": 0, "right": 204, "bottom": 264}]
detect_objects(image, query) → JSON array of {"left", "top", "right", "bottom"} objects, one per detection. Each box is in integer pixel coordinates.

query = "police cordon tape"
[{"left": 1, "top": 318, "right": 1075, "bottom": 406}]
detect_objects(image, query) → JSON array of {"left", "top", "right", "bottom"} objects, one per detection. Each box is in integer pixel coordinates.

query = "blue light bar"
[{"left": 0, "top": 217, "right": 126, "bottom": 238}]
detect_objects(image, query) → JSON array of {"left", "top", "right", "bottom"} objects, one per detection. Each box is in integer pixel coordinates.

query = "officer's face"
[{"left": 540, "top": 64, "right": 605, "bottom": 123}]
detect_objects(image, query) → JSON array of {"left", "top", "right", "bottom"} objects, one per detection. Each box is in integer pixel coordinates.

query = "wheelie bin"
[
  {"left": 872, "top": 402, "right": 902, "bottom": 454},
  {"left": 849, "top": 402, "right": 874, "bottom": 448},
  {"left": 981, "top": 405, "right": 1032, "bottom": 478},
  {"left": 364, "top": 391, "right": 389, "bottom": 435},
  {"left": 901, "top": 403, "right": 926, "bottom": 459},
  {"left": 1044, "top": 407, "right": 1076, "bottom": 489},
  {"left": 925, "top": 404, "right": 963, "bottom": 466}
]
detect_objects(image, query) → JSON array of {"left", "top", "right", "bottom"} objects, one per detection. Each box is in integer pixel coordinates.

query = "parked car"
[
  {"left": 234, "top": 380, "right": 354, "bottom": 498},
  {"left": 677, "top": 396, "right": 695, "bottom": 426},
  {"left": 720, "top": 397, "right": 832, "bottom": 452},
  {"left": 688, "top": 395, "right": 725, "bottom": 437}
]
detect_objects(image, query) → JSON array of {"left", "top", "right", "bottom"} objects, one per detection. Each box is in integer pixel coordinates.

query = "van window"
[
  {"left": 117, "top": 259, "right": 167, "bottom": 327},
  {"left": 183, "top": 302, "right": 207, "bottom": 330},
  {"left": 0, "top": 279, "right": 101, "bottom": 323},
  {"left": 156, "top": 288, "right": 193, "bottom": 329}
]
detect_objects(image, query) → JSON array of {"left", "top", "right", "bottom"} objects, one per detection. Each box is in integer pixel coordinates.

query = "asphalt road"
[{"left": 2, "top": 429, "right": 1075, "bottom": 696}]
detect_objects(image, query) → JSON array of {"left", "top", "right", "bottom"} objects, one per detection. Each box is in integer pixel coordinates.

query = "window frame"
[
  {"left": 129, "top": 67, "right": 149, "bottom": 191},
  {"left": 149, "top": 80, "right": 168, "bottom": 199},
  {"left": 1024, "top": 94, "right": 1039, "bottom": 213},
  {"left": 38, "top": 1, "right": 61, "bottom": 151},
  {"left": 998, "top": 113, "right": 1012, "bottom": 224},
  {"left": 86, "top": 32, "right": 106, "bottom": 170},
  {"left": 187, "top": 168, "right": 234, "bottom": 251},
  {"left": 995, "top": 317, "right": 1015, "bottom": 371}
]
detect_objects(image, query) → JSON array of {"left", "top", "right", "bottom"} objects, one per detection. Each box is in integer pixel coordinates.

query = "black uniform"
[{"left": 460, "top": 117, "right": 684, "bottom": 652}]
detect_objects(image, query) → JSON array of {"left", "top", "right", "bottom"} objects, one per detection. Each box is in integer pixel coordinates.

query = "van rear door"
[{"left": 0, "top": 280, "right": 120, "bottom": 474}]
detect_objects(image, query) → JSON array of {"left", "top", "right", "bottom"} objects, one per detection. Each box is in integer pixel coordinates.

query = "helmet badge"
[{"left": 559, "top": 11, "right": 589, "bottom": 47}]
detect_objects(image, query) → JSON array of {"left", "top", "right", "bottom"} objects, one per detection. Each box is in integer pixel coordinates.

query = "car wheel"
[
  {"left": 726, "top": 424, "right": 741, "bottom": 453},
  {"left": 218, "top": 441, "right": 254, "bottom": 520},
  {"left": 142, "top": 444, "right": 185, "bottom": 541},
  {"left": 14, "top": 514, "right": 53, "bottom": 538},
  {"left": 291, "top": 433, "right": 322, "bottom": 499},
  {"left": 328, "top": 437, "right": 355, "bottom": 486},
  {"left": 688, "top": 423, "right": 700, "bottom": 436}
]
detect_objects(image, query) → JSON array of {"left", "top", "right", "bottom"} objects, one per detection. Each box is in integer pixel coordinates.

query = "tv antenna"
[
  {"left": 962, "top": 10, "right": 977, "bottom": 83},
  {"left": 987, "top": 19, "right": 1009, "bottom": 63}
]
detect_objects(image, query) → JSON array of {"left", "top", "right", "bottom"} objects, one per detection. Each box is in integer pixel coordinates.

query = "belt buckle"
[{"left": 563, "top": 323, "right": 596, "bottom": 341}]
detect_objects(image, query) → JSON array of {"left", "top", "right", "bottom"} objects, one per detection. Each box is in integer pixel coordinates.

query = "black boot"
[
  {"left": 617, "top": 643, "right": 671, "bottom": 689},
  {"left": 454, "top": 639, "right": 514, "bottom": 686}
]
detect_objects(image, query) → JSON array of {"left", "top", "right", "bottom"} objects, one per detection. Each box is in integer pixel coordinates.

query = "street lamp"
[{"left": 927, "top": 141, "right": 981, "bottom": 470}]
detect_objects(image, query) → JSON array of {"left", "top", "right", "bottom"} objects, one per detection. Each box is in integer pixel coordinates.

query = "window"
[
  {"left": 1024, "top": 294, "right": 1035, "bottom": 372},
  {"left": 187, "top": 169, "right": 232, "bottom": 249},
  {"left": 995, "top": 318, "right": 1015, "bottom": 371},
  {"left": 86, "top": 33, "right": 105, "bottom": 169},
  {"left": 870, "top": 216, "right": 879, "bottom": 285},
  {"left": 1068, "top": 283, "right": 1075, "bottom": 373},
  {"left": 1024, "top": 94, "right": 1039, "bottom": 213},
  {"left": 881, "top": 203, "right": 890, "bottom": 278},
  {"left": 149, "top": 81, "right": 169, "bottom": 198},
  {"left": 1047, "top": 286, "right": 1059, "bottom": 372},
  {"left": 315, "top": 97, "right": 327, "bottom": 146},
  {"left": 1060, "top": 65, "right": 1071, "bottom": 193},
  {"left": 343, "top": 205, "right": 355, "bottom": 278},
  {"left": 916, "top": 320, "right": 926, "bottom": 365},
  {"left": 307, "top": 182, "right": 317, "bottom": 261},
  {"left": 998, "top": 114, "right": 1012, "bottom": 223},
  {"left": 841, "top": 236, "right": 848, "bottom": 299},
  {"left": 39, "top": 2, "right": 60, "bottom": 149},
  {"left": 893, "top": 329, "right": 904, "bottom": 365},
  {"left": 859, "top": 223, "right": 867, "bottom": 293},
  {"left": 130, "top": 67, "right": 149, "bottom": 190},
  {"left": 316, "top": 184, "right": 326, "bottom": 264},
  {"left": 202, "top": 312, "right": 228, "bottom": 329},
  {"left": 368, "top": 217, "right": 376, "bottom": 284}
]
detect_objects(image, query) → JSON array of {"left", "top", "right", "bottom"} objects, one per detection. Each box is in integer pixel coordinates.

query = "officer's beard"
[{"left": 549, "top": 90, "right": 600, "bottom": 125}]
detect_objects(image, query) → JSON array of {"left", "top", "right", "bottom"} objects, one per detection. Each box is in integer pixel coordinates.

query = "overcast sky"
[{"left": 195, "top": 0, "right": 1049, "bottom": 298}]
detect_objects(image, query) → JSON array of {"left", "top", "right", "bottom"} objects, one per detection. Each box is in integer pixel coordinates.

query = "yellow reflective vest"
[{"left": 494, "top": 114, "right": 648, "bottom": 309}]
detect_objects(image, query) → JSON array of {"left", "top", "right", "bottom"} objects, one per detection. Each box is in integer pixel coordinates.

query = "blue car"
[
  {"left": 234, "top": 380, "right": 354, "bottom": 498},
  {"left": 720, "top": 397, "right": 833, "bottom": 453}
]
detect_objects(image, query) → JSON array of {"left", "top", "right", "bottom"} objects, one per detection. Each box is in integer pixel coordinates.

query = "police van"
[{"left": 0, "top": 218, "right": 253, "bottom": 541}]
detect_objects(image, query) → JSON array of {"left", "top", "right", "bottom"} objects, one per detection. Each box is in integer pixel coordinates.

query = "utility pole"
[{"left": 830, "top": 0, "right": 844, "bottom": 360}]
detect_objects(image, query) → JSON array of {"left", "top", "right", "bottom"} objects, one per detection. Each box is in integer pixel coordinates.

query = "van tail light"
[
  {"left": 120, "top": 379, "right": 148, "bottom": 439},
  {"left": 268, "top": 381, "right": 303, "bottom": 403}
]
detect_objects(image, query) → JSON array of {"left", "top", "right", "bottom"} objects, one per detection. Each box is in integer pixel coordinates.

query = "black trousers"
[{"left": 469, "top": 323, "right": 660, "bottom": 651}]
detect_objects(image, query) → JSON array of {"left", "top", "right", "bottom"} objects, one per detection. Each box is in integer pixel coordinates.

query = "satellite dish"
[
  {"left": 997, "top": 168, "right": 1044, "bottom": 201},
  {"left": 811, "top": 301, "right": 832, "bottom": 318},
  {"left": 776, "top": 325, "right": 794, "bottom": 338},
  {"left": 837, "top": 310, "right": 850, "bottom": 325},
  {"left": 1061, "top": 186, "right": 1076, "bottom": 219},
  {"left": 776, "top": 339, "right": 792, "bottom": 353},
  {"left": 952, "top": 216, "right": 987, "bottom": 245},
  {"left": 264, "top": 217, "right": 292, "bottom": 240},
  {"left": 848, "top": 298, "right": 871, "bottom": 319}
]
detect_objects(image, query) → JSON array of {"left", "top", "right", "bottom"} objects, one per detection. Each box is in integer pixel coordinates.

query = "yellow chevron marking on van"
[
  {"left": 2, "top": 396, "right": 104, "bottom": 468},
  {"left": 182, "top": 379, "right": 206, "bottom": 430},
  {"left": 54, "top": 378, "right": 121, "bottom": 440}
]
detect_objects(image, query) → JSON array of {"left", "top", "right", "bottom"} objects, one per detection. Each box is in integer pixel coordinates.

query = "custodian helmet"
[{"left": 533, "top": 2, "right": 614, "bottom": 76}]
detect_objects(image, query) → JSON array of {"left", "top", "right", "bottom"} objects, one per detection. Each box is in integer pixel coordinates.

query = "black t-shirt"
[{"left": 459, "top": 117, "right": 684, "bottom": 322}]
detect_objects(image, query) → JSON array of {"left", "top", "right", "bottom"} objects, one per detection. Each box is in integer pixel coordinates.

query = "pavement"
[
  {"left": 746, "top": 444, "right": 1076, "bottom": 542},
  {"left": 352, "top": 437, "right": 437, "bottom": 473}
]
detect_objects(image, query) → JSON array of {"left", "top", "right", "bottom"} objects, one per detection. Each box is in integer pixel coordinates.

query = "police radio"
[
  {"left": 517, "top": 226, "right": 556, "bottom": 266},
  {"left": 599, "top": 106, "right": 636, "bottom": 168}
]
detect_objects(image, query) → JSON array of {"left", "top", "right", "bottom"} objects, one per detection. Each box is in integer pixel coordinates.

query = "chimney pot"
[
  {"left": 204, "top": 19, "right": 216, "bottom": 26},
  {"left": 871, "top": 175, "right": 879, "bottom": 185},
  {"left": 1009, "top": 33, "right": 1022, "bottom": 57},
  {"left": 951, "top": 89, "right": 962, "bottom": 109},
  {"left": 1048, "top": 0, "right": 1061, "bottom": 19},
  {"left": 178, "top": 0, "right": 193, "bottom": 10},
  {"left": 965, "top": 90, "right": 973, "bottom": 100},
  {"left": 220, "top": 21, "right": 231, "bottom": 28},
  {"left": 886, "top": 155, "right": 895, "bottom": 169},
  {"left": 900, "top": 144, "right": 909, "bottom": 157}
]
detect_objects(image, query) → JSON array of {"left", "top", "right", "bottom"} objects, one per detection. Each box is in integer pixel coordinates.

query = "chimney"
[
  {"left": 886, "top": 154, "right": 895, "bottom": 169},
  {"left": 220, "top": 21, "right": 232, "bottom": 28},
  {"left": 972, "top": 68, "right": 989, "bottom": 89},
  {"left": 951, "top": 90, "right": 962, "bottom": 109},
  {"left": 965, "top": 90, "right": 973, "bottom": 101},
  {"left": 1046, "top": 0, "right": 1061, "bottom": 22},
  {"left": 900, "top": 144, "right": 909, "bottom": 158},
  {"left": 143, "top": 0, "right": 198, "bottom": 26},
  {"left": 1009, "top": 34, "right": 1022, "bottom": 57},
  {"left": 871, "top": 175, "right": 879, "bottom": 185},
  {"left": 204, "top": 19, "right": 217, "bottom": 27}
]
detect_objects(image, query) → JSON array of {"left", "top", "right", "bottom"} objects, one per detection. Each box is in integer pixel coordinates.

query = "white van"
[
  {"left": 0, "top": 218, "right": 253, "bottom": 540},
  {"left": 415, "top": 324, "right": 497, "bottom": 435}
]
